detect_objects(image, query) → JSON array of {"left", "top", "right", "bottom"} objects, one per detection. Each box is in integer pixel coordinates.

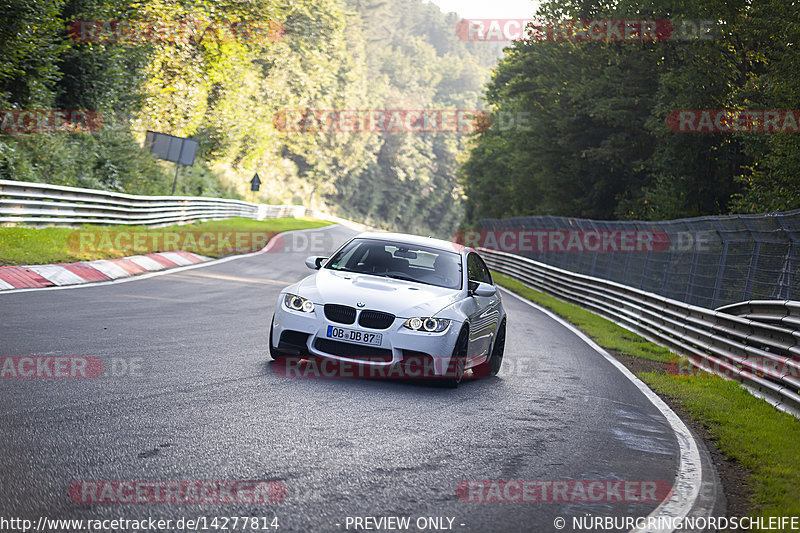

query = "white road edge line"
[
  {"left": 500, "top": 287, "right": 702, "bottom": 533},
  {"left": 0, "top": 225, "right": 343, "bottom": 295}
]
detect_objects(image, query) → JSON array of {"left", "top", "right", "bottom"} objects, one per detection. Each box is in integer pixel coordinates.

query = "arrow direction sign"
[{"left": 250, "top": 173, "right": 262, "bottom": 192}]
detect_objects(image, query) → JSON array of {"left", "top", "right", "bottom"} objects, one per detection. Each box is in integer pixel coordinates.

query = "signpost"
[
  {"left": 144, "top": 131, "right": 199, "bottom": 195},
  {"left": 249, "top": 173, "right": 262, "bottom": 203}
]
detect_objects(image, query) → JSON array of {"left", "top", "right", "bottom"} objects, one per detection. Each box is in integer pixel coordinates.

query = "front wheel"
[
  {"left": 442, "top": 327, "right": 469, "bottom": 388},
  {"left": 489, "top": 320, "right": 506, "bottom": 376},
  {"left": 269, "top": 318, "right": 287, "bottom": 360}
]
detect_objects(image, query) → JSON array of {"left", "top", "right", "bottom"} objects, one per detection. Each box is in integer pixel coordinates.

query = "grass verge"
[
  {"left": 492, "top": 271, "right": 800, "bottom": 522},
  {"left": 0, "top": 217, "right": 331, "bottom": 265}
]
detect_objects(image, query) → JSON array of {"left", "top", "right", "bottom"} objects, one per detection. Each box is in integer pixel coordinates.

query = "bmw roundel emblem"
[{"left": 356, "top": 301, "right": 366, "bottom": 308}]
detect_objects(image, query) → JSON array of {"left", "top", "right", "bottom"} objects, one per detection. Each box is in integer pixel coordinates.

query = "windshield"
[{"left": 325, "top": 238, "right": 462, "bottom": 290}]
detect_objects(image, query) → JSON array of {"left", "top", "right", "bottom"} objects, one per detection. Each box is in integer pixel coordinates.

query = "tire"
[
  {"left": 442, "top": 326, "right": 469, "bottom": 388},
  {"left": 472, "top": 319, "right": 505, "bottom": 379},
  {"left": 269, "top": 318, "right": 287, "bottom": 360},
  {"left": 488, "top": 319, "right": 506, "bottom": 377}
]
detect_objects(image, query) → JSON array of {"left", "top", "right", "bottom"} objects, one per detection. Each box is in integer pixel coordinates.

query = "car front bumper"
[{"left": 272, "top": 300, "right": 462, "bottom": 377}]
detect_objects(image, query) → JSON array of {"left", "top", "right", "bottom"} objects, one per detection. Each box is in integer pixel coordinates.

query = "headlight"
[
  {"left": 284, "top": 293, "right": 315, "bottom": 313},
  {"left": 403, "top": 317, "right": 450, "bottom": 332}
]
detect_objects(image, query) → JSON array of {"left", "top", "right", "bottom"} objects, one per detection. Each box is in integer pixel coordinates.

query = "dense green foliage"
[
  {"left": 0, "top": 0, "right": 498, "bottom": 236},
  {"left": 328, "top": 0, "right": 499, "bottom": 235},
  {"left": 461, "top": 0, "right": 800, "bottom": 224}
]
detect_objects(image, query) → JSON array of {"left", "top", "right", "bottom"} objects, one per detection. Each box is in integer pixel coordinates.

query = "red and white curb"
[{"left": 0, "top": 251, "right": 209, "bottom": 290}]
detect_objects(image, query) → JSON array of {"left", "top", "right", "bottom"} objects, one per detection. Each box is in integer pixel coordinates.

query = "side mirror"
[
  {"left": 305, "top": 256, "right": 327, "bottom": 270},
  {"left": 470, "top": 281, "right": 497, "bottom": 297}
]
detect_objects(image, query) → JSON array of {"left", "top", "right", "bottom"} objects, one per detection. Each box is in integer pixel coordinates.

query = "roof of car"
[{"left": 354, "top": 231, "right": 469, "bottom": 254}]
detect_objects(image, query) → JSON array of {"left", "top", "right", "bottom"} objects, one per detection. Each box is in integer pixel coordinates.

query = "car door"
[{"left": 466, "top": 252, "right": 501, "bottom": 360}]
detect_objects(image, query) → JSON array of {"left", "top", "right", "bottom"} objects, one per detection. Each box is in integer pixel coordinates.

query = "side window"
[
  {"left": 477, "top": 255, "right": 493, "bottom": 285},
  {"left": 467, "top": 253, "right": 492, "bottom": 284},
  {"left": 467, "top": 253, "right": 481, "bottom": 282}
]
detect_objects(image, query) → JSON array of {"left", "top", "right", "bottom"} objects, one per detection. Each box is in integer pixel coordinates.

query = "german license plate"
[{"left": 326, "top": 326, "right": 382, "bottom": 346}]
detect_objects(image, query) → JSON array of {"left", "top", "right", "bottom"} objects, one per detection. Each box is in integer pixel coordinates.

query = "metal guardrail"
[
  {"left": 481, "top": 247, "right": 800, "bottom": 417},
  {"left": 717, "top": 300, "right": 800, "bottom": 330},
  {"left": 0, "top": 179, "right": 306, "bottom": 226}
]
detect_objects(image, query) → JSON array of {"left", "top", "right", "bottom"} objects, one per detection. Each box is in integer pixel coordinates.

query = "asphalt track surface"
[{"left": 0, "top": 225, "right": 721, "bottom": 533}]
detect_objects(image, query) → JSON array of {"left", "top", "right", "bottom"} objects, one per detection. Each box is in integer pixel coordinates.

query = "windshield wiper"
[
  {"left": 380, "top": 273, "right": 442, "bottom": 287},
  {"left": 327, "top": 266, "right": 361, "bottom": 274},
  {"left": 382, "top": 273, "right": 416, "bottom": 282}
]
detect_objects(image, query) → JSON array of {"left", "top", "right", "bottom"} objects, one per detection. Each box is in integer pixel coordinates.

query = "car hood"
[{"left": 294, "top": 269, "right": 461, "bottom": 318}]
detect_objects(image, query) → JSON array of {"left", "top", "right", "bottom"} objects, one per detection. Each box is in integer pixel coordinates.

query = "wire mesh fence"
[{"left": 477, "top": 209, "right": 800, "bottom": 309}]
